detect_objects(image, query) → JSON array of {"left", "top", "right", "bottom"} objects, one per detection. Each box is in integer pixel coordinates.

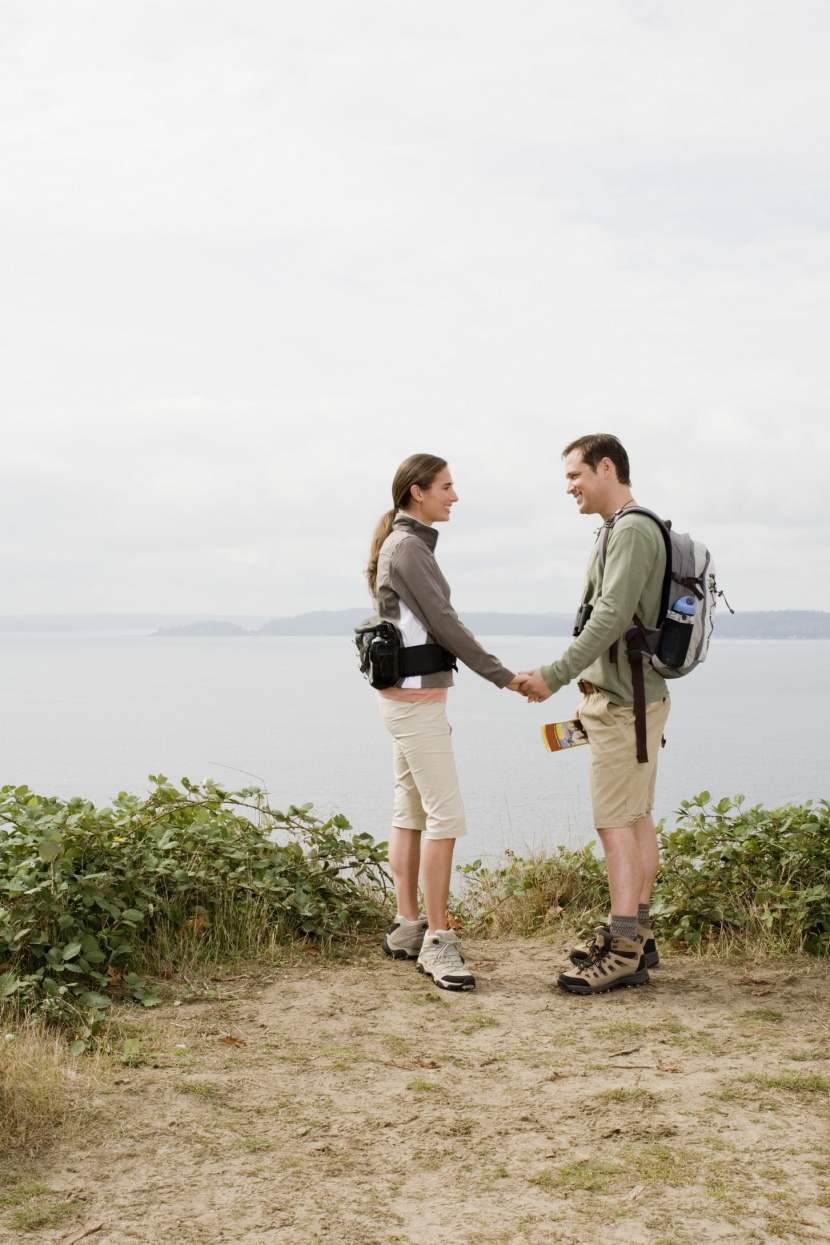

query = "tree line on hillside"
[{"left": 154, "top": 609, "right": 830, "bottom": 639}]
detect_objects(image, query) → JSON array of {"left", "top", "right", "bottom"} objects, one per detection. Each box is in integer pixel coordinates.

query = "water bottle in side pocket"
[{"left": 657, "top": 595, "right": 695, "bottom": 668}]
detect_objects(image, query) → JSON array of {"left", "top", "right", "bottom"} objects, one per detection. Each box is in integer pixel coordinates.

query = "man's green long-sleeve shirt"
[{"left": 541, "top": 512, "right": 669, "bottom": 707}]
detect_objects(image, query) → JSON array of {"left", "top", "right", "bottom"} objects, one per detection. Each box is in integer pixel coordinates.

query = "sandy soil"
[{"left": 3, "top": 937, "right": 830, "bottom": 1245}]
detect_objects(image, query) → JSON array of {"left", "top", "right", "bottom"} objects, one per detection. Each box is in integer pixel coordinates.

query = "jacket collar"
[{"left": 393, "top": 511, "right": 439, "bottom": 552}]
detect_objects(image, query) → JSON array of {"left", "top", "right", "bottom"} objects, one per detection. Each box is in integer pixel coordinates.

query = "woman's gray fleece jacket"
[{"left": 375, "top": 513, "right": 515, "bottom": 690}]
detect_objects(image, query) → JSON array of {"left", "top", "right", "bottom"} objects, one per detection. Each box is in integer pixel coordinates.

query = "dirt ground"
[{"left": 3, "top": 937, "right": 830, "bottom": 1245}]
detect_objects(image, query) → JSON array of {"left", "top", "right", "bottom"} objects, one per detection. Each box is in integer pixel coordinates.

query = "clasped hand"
[{"left": 506, "top": 670, "right": 553, "bottom": 703}]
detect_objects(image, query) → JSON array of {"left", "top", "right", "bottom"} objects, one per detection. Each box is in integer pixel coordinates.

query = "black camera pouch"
[{"left": 355, "top": 615, "right": 457, "bottom": 690}]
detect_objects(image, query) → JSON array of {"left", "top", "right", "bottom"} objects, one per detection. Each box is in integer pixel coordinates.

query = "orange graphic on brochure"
[{"left": 541, "top": 719, "right": 589, "bottom": 752}]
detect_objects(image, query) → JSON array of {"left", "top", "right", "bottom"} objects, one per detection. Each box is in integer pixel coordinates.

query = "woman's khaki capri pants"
[
  {"left": 376, "top": 696, "right": 467, "bottom": 841},
  {"left": 577, "top": 692, "right": 671, "bottom": 830}
]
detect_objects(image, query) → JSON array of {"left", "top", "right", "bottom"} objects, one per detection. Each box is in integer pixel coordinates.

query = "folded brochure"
[{"left": 541, "top": 718, "right": 589, "bottom": 752}]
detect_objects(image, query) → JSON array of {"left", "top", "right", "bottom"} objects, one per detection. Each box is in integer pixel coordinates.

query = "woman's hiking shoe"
[
  {"left": 569, "top": 923, "right": 659, "bottom": 969},
  {"left": 416, "top": 930, "right": 476, "bottom": 991},
  {"left": 558, "top": 930, "right": 649, "bottom": 995},
  {"left": 382, "top": 916, "right": 428, "bottom": 960}
]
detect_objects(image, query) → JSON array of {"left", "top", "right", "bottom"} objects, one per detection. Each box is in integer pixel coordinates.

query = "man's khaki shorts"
[
  {"left": 376, "top": 696, "right": 468, "bottom": 840},
  {"left": 577, "top": 692, "right": 671, "bottom": 830}
]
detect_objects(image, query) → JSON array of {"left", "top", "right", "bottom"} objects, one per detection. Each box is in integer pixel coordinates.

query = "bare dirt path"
[{"left": 3, "top": 939, "right": 830, "bottom": 1244}]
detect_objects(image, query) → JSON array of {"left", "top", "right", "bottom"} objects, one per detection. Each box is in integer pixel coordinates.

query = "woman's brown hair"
[{"left": 365, "top": 453, "right": 448, "bottom": 598}]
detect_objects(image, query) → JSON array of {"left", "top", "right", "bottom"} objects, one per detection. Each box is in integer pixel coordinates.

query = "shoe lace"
[
  {"left": 434, "top": 937, "right": 467, "bottom": 973},
  {"left": 580, "top": 936, "right": 610, "bottom": 971}
]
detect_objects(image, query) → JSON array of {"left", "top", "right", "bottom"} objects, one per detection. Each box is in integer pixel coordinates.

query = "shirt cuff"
[{"left": 540, "top": 662, "right": 565, "bottom": 694}]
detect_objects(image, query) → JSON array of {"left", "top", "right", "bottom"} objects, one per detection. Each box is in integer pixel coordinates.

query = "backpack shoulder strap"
[
  {"left": 598, "top": 507, "right": 674, "bottom": 766},
  {"left": 598, "top": 506, "right": 673, "bottom": 627}
]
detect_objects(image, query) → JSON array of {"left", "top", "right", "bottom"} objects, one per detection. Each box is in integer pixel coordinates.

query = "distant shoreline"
[{"left": 1, "top": 609, "right": 828, "bottom": 640}]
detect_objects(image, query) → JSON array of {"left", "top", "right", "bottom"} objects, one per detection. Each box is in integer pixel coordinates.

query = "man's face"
[{"left": 563, "top": 450, "right": 607, "bottom": 515}]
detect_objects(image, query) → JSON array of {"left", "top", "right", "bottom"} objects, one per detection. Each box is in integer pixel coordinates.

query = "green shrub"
[
  {"left": 655, "top": 793, "right": 830, "bottom": 954},
  {"left": 454, "top": 795, "right": 830, "bottom": 955},
  {"left": 454, "top": 843, "right": 608, "bottom": 937},
  {"left": 0, "top": 777, "right": 388, "bottom": 1046}
]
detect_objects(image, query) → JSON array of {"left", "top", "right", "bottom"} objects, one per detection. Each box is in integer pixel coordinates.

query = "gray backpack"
[{"left": 598, "top": 506, "right": 730, "bottom": 762}]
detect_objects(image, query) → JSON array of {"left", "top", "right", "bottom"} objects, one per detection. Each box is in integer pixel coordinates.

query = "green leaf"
[
  {"left": 120, "top": 1038, "right": 143, "bottom": 1065},
  {"left": 38, "top": 838, "right": 62, "bottom": 862},
  {"left": 68, "top": 1040, "right": 87, "bottom": 1056},
  {"left": 78, "top": 992, "right": 111, "bottom": 1009},
  {"left": 0, "top": 972, "right": 20, "bottom": 999},
  {"left": 62, "top": 942, "right": 83, "bottom": 961}
]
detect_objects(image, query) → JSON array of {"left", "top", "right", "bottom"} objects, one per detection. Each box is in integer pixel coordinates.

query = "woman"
[{"left": 366, "top": 454, "right": 523, "bottom": 991}]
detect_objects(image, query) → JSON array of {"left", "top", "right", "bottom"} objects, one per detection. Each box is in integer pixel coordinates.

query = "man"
[{"left": 519, "top": 434, "right": 670, "bottom": 995}]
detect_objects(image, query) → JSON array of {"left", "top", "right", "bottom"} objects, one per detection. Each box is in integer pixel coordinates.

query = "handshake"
[{"left": 506, "top": 671, "right": 553, "bottom": 704}]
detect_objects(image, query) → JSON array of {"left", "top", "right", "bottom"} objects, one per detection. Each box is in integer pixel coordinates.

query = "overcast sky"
[{"left": 2, "top": 1, "right": 828, "bottom": 616}]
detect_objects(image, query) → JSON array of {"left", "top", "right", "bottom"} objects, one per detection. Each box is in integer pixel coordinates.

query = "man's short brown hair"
[{"left": 562, "top": 434, "right": 631, "bottom": 486}]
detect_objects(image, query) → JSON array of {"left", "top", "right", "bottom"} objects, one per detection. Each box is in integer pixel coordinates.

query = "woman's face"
[{"left": 409, "top": 466, "right": 458, "bottom": 525}]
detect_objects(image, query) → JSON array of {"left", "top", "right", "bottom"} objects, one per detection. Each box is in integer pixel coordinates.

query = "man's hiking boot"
[
  {"left": 569, "top": 923, "right": 659, "bottom": 969},
  {"left": 558, "top": 929, "right": 649, "bottom": 995},
  {"left": 382, "top": 915, "right": 428, "bottom": 961},
  {"left": 416, "top": 930, "right": 476, "bottom": 992}
]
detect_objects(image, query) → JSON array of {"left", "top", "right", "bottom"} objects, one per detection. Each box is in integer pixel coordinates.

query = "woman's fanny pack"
[{"left": 355, "top": 615, "right": 457, "bottom": 690}]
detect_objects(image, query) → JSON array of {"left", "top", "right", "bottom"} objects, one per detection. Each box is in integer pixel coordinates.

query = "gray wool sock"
[
  {"left": 637, "top": 903, "right": 651, "bottom": 927},
  {"left": 609, "top": 914, "right": 638, "bottom": 941}
]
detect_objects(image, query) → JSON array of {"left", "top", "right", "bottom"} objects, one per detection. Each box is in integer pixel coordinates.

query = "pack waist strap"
[{"left": 398, "top": 644, "right": 457, "bottom": 678}]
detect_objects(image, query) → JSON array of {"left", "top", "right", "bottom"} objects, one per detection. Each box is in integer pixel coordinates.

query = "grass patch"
[
  {"left": 236, "top": 1137, "right": 274, "bottom": 1152},
  {"left": 739, "top": 1072, "right": 830, "bottom": 1096},
  {"left": 656, "top": 1018, "right": 720, "bottom": 1053},
  {"left": 321, "top": 1044, "right": 364, "bottom": 1063},
  {"left": 176, "top": 1079, "right": 224, "bottom": 1101},
  {"left": 637, "top": 1141, "right": 716, "bottom": 1189},
  {"left": 383, "top": 1035, "right": 411, "bottom": 1057},
  {"left": 738, "top": 1009, "right": 785, "bottom": 1025},
  {"left": 454, "top": 1013, "right": 499, "bottom": 1036},
  {"left": 0, "top": 1177, "right": 75, "bottom": 1231},
  {"left": 406, "top": 1079, "right": 442, "bottom": 1093},
  {"left": 533, "top": 1158, "right": 625, "bottom": 1193},
  {"left": 598, "top": 1087, "right": 657, "bottom": 1105},
  {"left": 0, "top": 1024, "right": 103, "bottom": 1160},
  {"left": 9, "top": 1201, "right": 74, "bottom": 1231},
  {"left": 593, "top": 1020, "right": 646, "bottom": 1040},
  {"left": 0, "top": 1179, "right": 51, "bottom": 1207}
]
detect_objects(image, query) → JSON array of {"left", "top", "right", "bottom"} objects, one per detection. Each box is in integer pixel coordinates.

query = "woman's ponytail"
[
  {"left": 365, "top": 453, "right": 448, "bottom": 599},
  {"left": 366, "top": 509, "right": 396, "bottom": 598}
]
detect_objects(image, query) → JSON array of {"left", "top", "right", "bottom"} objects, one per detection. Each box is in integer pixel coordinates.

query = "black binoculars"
[{"left": 573, "top": 603, "right": 593, "bottom": 636}]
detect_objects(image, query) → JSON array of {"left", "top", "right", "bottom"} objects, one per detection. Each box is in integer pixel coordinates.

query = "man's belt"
[{"left": 577, "top": 679, "right": 602, "bottom": 696}]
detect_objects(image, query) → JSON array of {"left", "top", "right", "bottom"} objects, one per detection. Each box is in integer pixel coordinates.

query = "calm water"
[{"left": 1, "top": 633, "right": 827, "bottom": 867}]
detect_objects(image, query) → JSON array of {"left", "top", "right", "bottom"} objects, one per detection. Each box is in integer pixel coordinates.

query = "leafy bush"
[
  {"left": 455, "top": 795, "right": 830, "bottom": 956},
  {"left": 0, "top": 777, "right": 388, "bottom": 1047},
  {"left": 655, "top": 793, "right": 830, "bottom": 954}
]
